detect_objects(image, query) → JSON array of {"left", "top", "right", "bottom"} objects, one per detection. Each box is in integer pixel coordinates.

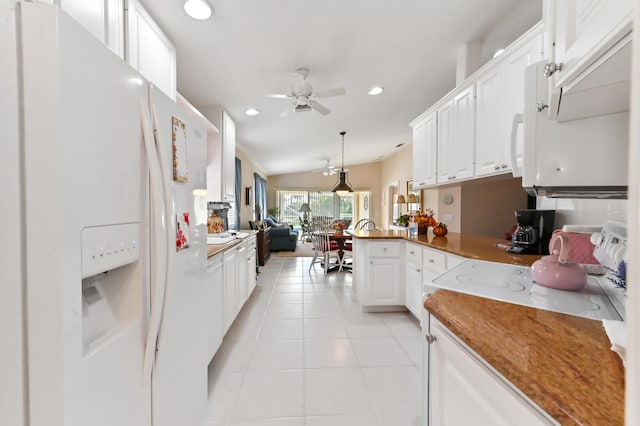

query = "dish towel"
[{"left": 602, "top": 319, "right": 626, "bottom": 367}]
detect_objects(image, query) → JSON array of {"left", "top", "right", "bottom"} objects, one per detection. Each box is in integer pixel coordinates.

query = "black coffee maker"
[{"left": 509, "top": 210, "right": 556, "bottom": 254}]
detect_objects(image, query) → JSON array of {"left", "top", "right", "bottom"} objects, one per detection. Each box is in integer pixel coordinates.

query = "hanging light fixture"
[{"left": 332, "top": 131, "right": 354, "bottom": 197}]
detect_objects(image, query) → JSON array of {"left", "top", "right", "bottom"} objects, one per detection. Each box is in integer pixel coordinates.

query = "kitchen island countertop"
[
  {"left": 348, "top": 229, "right": 541, "bottom": 266},
  {"left": 424, "top": 290, "right": 624, "bottom": 425}
]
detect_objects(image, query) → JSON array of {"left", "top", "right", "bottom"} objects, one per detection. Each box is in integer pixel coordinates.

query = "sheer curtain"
[{"left": 254, "top": 173, "right": 267, "bottom": 220}]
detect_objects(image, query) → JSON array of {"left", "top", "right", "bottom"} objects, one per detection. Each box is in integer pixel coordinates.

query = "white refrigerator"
[{"left": 1, "top": 3, "right": 209, "bottom": 426}]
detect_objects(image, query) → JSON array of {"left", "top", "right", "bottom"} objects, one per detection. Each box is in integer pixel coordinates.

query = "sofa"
[{"left": 265, "top": 217, "right": 298, "bottom": 251}]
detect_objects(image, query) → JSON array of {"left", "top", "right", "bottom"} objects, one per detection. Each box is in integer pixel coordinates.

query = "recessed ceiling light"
[
  {"left": 245, "top": 108, "right": 260, "bottom": 116},
  {"left": 493, "top": 48, "right": 505, "bottom": 58},
  {"left": 184, "top": 0, "right": 213, "bottom": 20},
  {"left": 368, "top": 86, "right": 384, "bottom": 95}
]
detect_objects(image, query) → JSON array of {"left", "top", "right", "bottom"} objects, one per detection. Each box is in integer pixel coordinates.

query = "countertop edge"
[{"left": 424, "top": 290, "right": 625, "bottom": 425}]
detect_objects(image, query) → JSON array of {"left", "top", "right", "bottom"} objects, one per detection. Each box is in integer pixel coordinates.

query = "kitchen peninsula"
[{"left": 348, "top": 229, "right": 624, "bottom": 424}]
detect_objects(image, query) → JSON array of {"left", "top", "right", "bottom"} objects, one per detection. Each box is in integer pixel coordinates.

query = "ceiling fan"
[
  {"left": 312, "top": 159, "right": 348, "bottom": 176},
  {"left": 267, "top": 68, "right": 346, "bottom": 116},
  {"left": 313, "top": 160, "right": 338, "bottom": 176}
]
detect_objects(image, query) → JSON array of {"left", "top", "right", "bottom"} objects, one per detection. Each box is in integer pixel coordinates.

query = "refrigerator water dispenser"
[{"left": 80, "top": 223, "right": 143, "bottom": 356}]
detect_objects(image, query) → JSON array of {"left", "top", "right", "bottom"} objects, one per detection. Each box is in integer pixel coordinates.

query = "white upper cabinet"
[
  {"left": 126, "top": 0, "right": 176, "bottom": 100},
  {"left": 475, "top": 66, "right": 504, "bottom": 177},
  {"left": 221, "top": 111, "right": 236, "bottom": 202},
  {"left": 438, "top": 85, "right": 475, "bottom": 184},
  {"left": 476, "top": 26, "right": 544, "bottom": 177},
  {"left": 202, "top": 107, "right": 236, "bottom": 202},
  {"left": 550, "top": 0, "right": 633, "bottom": 88},
  {"left": 60, "top": 0, "right": 125, "bottom": 58},
  {"left": 547, "top": 0, "right": 633, "bottom": 121},
  {"left": 436, "top": 99, "right": 454, "bottom": 183},
  {"left": 411, "top": 111, "right": 438, "bottom": 189}
]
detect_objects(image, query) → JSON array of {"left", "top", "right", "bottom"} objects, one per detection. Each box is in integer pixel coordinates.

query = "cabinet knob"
[
  {"left": 543, "top": 61, "right": 563, "bottom": 78},
  {"left": 428, "top": 259, "right": 434, "bottom": 263},
  {"left": 501, "top": 164, "right": 508, "bottom": 169},
  {"left": 494, "top": 165, "right": 500, "bottom": 171},
  {"left": 410, "top": 250, "right": 414, "bottom": 255},
  {"left": 383, "top": 248, "right": 387, "bottom": 252},
  {"left": 416, "top": 268, "right": 421, "bottom": 272},
  {"left": 425, "top": 334, "right": 437, "bottom": 344},
  {"left": 370, "top": 260, "right": 373, "bottom": 265}
]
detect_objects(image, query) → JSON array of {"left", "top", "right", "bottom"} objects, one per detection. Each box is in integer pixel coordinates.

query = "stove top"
[{"left": 429, "top": 259, "right": 624, "bottom": 321}]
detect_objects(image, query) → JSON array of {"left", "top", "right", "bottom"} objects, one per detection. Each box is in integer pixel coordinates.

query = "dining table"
[{"left": 326, "top": 231, "right": 352, "bottom": 272}]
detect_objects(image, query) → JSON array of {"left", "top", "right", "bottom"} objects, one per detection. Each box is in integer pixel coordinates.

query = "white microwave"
[{"left": 510, "top": 61, "right": 628, "bottom": 199}]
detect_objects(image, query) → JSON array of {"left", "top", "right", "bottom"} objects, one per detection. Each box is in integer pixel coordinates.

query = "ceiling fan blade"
[
  {"left": 266, "top": 93, "right": 292, "bottom": 99},
  {"left": 315, "top": 87, "right": 346, "bottom": 98},
  {"left": 309, "top": 101, "right": 330, "bottom": 115}
]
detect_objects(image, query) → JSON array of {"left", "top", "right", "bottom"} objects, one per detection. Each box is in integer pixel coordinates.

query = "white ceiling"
[{"left": 141, "top": 0, "right": 541, "bottom": 176}]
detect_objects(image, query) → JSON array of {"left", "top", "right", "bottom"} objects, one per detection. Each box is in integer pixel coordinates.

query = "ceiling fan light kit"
[
  {"left": 368, "top": 86, "right": 384, "bottom": 95},
  {"left": 183, "top": 0, "right": 214, "bottom": 20},
  {"left": 332, "top": 131, "right": 354, "bottom": 196},
  {"left": 269, "top": 67, "right": 346, "bottom": 116}
]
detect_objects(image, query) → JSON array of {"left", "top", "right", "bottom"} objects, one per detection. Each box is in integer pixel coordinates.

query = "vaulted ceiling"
[{"left": 142, "top": 0, "right": 541, "bottom": 176}]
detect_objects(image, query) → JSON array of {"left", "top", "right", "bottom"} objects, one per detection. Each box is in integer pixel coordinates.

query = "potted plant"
[{"left": 267, "top": 207, "right": 279, "bottom": 220}]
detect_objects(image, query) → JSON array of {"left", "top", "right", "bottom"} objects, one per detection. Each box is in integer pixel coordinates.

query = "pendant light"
[{"left": 332, "top": 131, "right": 354, "bottom": 197}]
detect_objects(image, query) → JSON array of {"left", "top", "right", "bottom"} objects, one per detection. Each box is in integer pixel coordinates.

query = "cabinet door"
[
  {"left": 366, "top": 258, "right": 402, "bottom": 305},
  {"left": 235, "top": 243, "right": 247, "bottom": 311},
  {"left": 126, "top": 0, "right": 176, "bottom": 100},
  {"left": 405, "top": 262, "right": 422, "bottom": 319},
  {"left": 61, "top": 0, "right": 125, "bottom": 57},
  {"left": 206, "top": 256, "right": 223, "bottom": 360},
  {"left": 450, "top": 85, "right": 475, "bottom": 181},
  {"left": 412, "top": 120, "right": 427, "bottom": 188},
  {"left": 247, "top": 252, "right": 256, "bottom": 295},
  {"left": 551, "top": 0, "right": 633, "bottom": 88},
  {"left": 427, "top": 318, "right": 553, "bottom": 425},
  {"left": 223, "top": 249, "right": 237, "bottom": 333},
  {"left": 412, "top": 112, "right": 438, "bottom": 188},
  {"left": 475, "top": 66, "right": 504, "bottom": 177},
  {"left": 221, "top": 111, "right": 236, "bottom": 202},
  {"left": 436, "top": 99, "right": 454, "bottom": 183}
]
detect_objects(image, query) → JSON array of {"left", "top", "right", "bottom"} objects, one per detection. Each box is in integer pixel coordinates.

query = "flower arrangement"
[{"left": 332, "top": 220, "right": 348, "bottom": 232}]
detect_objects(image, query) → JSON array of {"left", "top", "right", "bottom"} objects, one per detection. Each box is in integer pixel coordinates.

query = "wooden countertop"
[
  {"left": 349, "top": 229, "right": 541, "bottom": 266},
  {"left": 424, "top": 290, "right": 624, "bottom": 425},
  {"left": 207, "top": 230, "right": 258, "bottom": 258}
]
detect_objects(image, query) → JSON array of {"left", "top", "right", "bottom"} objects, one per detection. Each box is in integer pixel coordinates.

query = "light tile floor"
[{"left": 200, "top": 256, "right": 422, "bottom": 426}]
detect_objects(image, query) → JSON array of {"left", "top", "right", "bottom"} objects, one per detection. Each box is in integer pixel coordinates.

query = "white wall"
[
  {"left": 479, "top": 0, "right": 543, "bottom": 65},
  {"left": 236, "top": 146, "right": 267, "bottom": 229}
]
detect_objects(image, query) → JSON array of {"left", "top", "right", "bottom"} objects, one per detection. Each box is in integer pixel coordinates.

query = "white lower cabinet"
[
  {"left": 220, "top": 237, "right": 257, "bottom": 336},
  {"left": 405, "top": 243, "right": 423, "bottom": 318},
  {"left": 205, "top": 253, "right": 223, "bottom": 361},
  {"left": 354, "top": 239, "right": 403, "bottom": 307},
  {"left": 247, "top": 235, "right": 257, "bottom": 295},
  {"left": 235, "top": 241, "right": 247, "bottom": 312},
  {"left": 222, "top": 247, "right": 237, "bottom": 333},
  {"left": 422, "top": 315, "right": 555, "bottom": 426}
]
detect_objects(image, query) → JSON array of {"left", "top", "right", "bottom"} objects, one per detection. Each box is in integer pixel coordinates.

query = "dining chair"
[
  {"left": 309, "top": 231, "right": 342, "bottom": 274},
  {"left": 354, "top": 219, "right": 376, "bottom": 231}
]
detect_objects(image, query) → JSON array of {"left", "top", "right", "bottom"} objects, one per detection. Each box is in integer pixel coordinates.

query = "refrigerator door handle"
[
  {"left": 140, "top": 98, "right": 168, "bottom": 383},
  {"left": 151, "top": 100, "right": 175, "bottom": 344}
]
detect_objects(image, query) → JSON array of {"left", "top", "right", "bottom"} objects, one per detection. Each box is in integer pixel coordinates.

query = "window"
[{"left": 276, "top": 190, "right": 354, "bottom": 227}]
